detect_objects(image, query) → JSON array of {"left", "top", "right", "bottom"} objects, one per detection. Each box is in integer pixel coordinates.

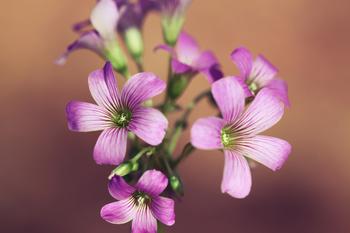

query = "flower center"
[
  {"left": 132, "top": 191, "right": 151, "bottom": 206},
  {"left": 248, "top": 82, "right": 259, "bottom": 94},
  {"left": 221, "top": 126, "right": 236, "bottom": 149},
  {"left": 112, "top": 109, "right": 132, "bottom": 128}
]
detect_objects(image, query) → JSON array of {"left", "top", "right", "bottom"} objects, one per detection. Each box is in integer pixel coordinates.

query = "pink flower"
[
  {"left": 66, "top": 62, "right": 168, "bottom": 165},
  {"left": 231, "top": 47, "right": 290, "bottom": 106},
  {"left": 191, "top": 77, "right": 291, "bottom": 198},
  {"left": 101, "top": 170, "right": 175, "bottom": 233},
  {"left": 156, "top": 32, "right": 222, "bottom": 83}
]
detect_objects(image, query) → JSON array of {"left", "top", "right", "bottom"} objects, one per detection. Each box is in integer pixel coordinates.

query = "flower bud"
[
  {"left": 162, "top": 17, "right": 185, "bottom": 46},
  {"left": 109, "top": 161, "right": 138, "bottom": 178},
  {"left": 124, "top": 27, "right": 144, "bottom": 61},
  {"left": 104, "top": 40, "right": 129, "bottom": 76},
  {"left": 170, "top": 175, "right": 184, "bottom": 195},
  {"left": 168, "top": 74, "right": 189, "bottom": 100}
]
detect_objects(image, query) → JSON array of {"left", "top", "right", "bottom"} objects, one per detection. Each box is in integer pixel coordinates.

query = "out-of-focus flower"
[
  {"left": 191, "top": 77, "right": 291, "bottom": 198},
  {"left": 231, "top": 47, "right": 290, "bottom": 106},
  {"left": 156, "top": 32, "right": 222, "bottom": 100},
  {"left": 158, "top": 0, "right": 192, "bottom": 45},
  {"left": 157, "top": 32, "right": 221, "bottom": 83},
  {"left": 101, "top": 170, "right": 175, "bottom": 232},
  {"left": 66, "top": 62, "right": 168, "bottom": 165},
  {"left": 57, "top": 0, "right": 128, "bottom": 75}
]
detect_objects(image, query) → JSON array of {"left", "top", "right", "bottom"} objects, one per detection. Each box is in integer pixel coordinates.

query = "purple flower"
[
  {"left": 191, "top": 77, "right": 291, "bottom": 198},
  {"left": 56, "top": 0, "right": 121, "bottom": 65},
  {"left": 66, "top": 62, "right": 168, "bottom": 165},
  {"left": 231, "top": 47, "right": 290, "bottom": 106},
  {"left": 157, "top": 32, "right": 222, "bottom": 83},
  {"left": 101, "top": 170, "right": 175, "bottom": 233}
]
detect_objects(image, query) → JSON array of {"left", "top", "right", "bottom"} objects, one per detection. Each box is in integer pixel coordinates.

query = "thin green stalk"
[
  {"left": 165, "top": 89, "right": 211, "bottom": 158},
  {"left": 174, "top": 143, "right": 195, "bottom": 167}
]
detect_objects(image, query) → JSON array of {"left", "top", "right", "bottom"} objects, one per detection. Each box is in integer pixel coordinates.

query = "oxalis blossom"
[
  {"left": 66, "top": 62, "right": 168, "bottom": 165},
  {"left": 157, "top": 31, "right": 222, "bottom": 83},
  {"left": 101, "top": 170, "right": 175, "bottom": 233},
  {"left": 191, "top": 77, "right": 291, "bottom": 198},
  {"left": 231, "top": 47, "right": 290, "bottom": 106}
]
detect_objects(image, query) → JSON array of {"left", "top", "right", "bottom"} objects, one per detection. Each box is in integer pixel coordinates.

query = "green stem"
[
  {"left": 131, "top": 147, "right": 155, "bottom": 163},
  {"left": 135, "top": 58, "right": 144, "bottom": 73},
  {"left": 165, "top": 89, "right": 211, "bottom": 158},
  {"left": 174, "top": 143, "right": 195, "bottom": 167}
]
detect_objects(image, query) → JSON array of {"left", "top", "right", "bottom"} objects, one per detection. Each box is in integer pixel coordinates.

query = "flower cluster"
[{"left": 58, "top": 0, "right": 291, "bottom": 232}]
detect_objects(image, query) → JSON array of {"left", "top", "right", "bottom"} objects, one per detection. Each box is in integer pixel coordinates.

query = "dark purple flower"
[
  {"left": 156, "top": 31, "right": 221, "bottom": 83},
  {"left": 66, "top": 62, "right": 168, "bottom": 165},
  {"left": 231, "top": 47, "right": 290, "bottom": 106},
  {"left": 191, "top": 77, "right": 291, "bottom": 198},
  {"left": 101, "top": 170, "right": 175, "bottom": 232}
]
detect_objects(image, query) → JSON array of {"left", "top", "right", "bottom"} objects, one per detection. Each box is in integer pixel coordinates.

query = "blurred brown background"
[{"left": 1, "top": 0, "right": 350, "bottom": 232}]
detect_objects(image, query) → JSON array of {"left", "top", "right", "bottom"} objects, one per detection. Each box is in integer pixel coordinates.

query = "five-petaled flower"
[
  {"left": 191, "top": 77, "right": 291, "bottom": 198},
  {"left": 66, "top": 62, "right": 168, "bottom": 165},
  {"left": 231, "top": 47, "right": 290, "bottom": 106},
  {"left": 101, "top": 170, "right": 175, "bottom": 233},
  {"left": 157, "top": 31, "right": 222, "bottom": 83}
]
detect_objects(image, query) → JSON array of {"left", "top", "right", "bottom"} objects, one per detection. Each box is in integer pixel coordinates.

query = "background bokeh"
[{"left": 1, "top": 0, "right": 350, "bottom": 232}]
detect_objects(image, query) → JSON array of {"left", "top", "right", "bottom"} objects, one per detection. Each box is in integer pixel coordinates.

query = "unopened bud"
[
  {"left": 170, "top": 175, "right": 183, "bottom": 195},
  {"left": 162, "top": 17, "right": 185, "bottom": 46},
  {"left": 109, "top": 161, "right": 136, "bottom": 179},
  {"left": 124, "top": 27, "right": 144, "bottom": 61}
]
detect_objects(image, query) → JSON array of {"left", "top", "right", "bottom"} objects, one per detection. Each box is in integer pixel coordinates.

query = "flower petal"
[
  {"left": 136, "top": 170, "right": 168, "bottom": 196},
  {"left": 153, "top": 44, "right": 175, "bottom": 56},
  {"left": 108, "top": 176, "right": 136, "bottom": 200},
  {"left": 211, "top": 77, "right": 245, "bottom": 122},
  {"left": 238, "top": 88, "right": 284, "bottom": 135},
  {"left": 90, "top": 0, "right": 119, "bottom": 40},
  {"left": 72, "top": 19, "right": 91, "bottom": 32},
  {"left": 121, "top": 72, "right": 166, "bottom": 109},
  {"left": 101, "top": 198, "right": 136, "bottom": 224},
  {"left": 230, "top": 47, "right": 253, "bottom": 80},
  {"left": 55, "top": 31, "right": 104, "bottom": 65},
  {"left": 66, "top": 101, "right": 110, "bottom": 132},
  {"left": 93, "top": 128, "right": 128, "bottom": 165},
  {"left": 175, "top": 32, "right": 201, "bottom": 65},
  {"left": 194, "top": 51, "right": 218, "bottom": 71},
  {"left": 88, "top": 62, "right": 121, "bottom": 111},
  {"left": 221, "top": 150, "right": 252, "bottom": 199},
  {"left": 235, "top": 76, "right": 253, "bottom": 97},
  {"left": 150, "top": 196, "right": 175, "bottom": 226},
  {"left": 201, "top": 64, "right": 224, "bottom": 84},
  {"left": 128, "top": 107, "right": 168, "bottom": 146},
  {"left": 235, "top": 135, "right": 291, "bottom": 171},
  {"left": 266, "top": 78, "right": 290, "bottom": 107},
  {"left": 132, "top": 206, "right": 157, "bottom": 233},
  {"left": 171, "top": 59, "right": 193, "bottom": 74},
  {"left": 249, "top": 55, "right": 278, "bottom": 86},
  {"left": 191, "top": 117, "right": 225, "bottom": 150}
]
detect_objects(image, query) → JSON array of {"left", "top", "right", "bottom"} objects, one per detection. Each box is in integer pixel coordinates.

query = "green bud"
[
  {"left": 109, "top": 161, "right": 135, "bottom": 178},
  {"left": 104, "top": 40, "right": 129, "bottom": 76},
  {"left": 162, "top": 17, "right": 185, "bottom": 46},
  {"left": 168, "top": 74, "right": 189, "bottom": 100},
  {"left": 124, "top": 27, "right": 144, "bottom": 61},
  {"left": 170, "top": 175, "right": 183, "bottom": 195}
]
